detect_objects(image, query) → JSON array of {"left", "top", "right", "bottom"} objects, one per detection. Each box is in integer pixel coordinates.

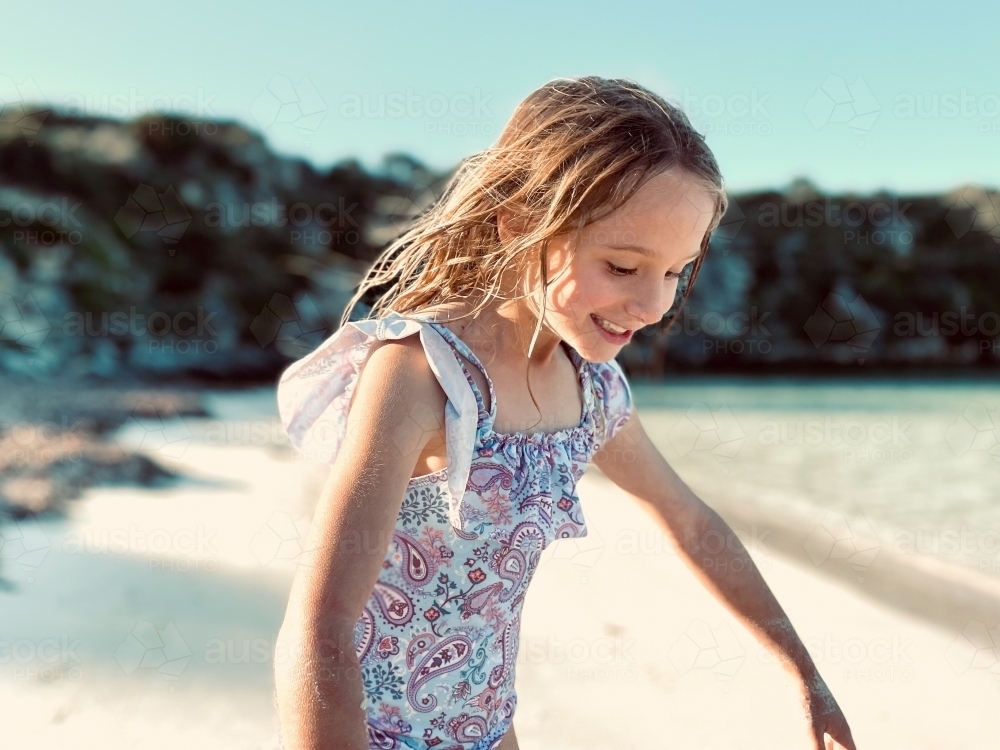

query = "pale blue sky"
[{"left": 4, "top": 0, "right": 999, "bottom": 193}]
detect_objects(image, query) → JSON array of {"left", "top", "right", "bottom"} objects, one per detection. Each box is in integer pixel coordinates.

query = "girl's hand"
[{"left": 800, "top": 672, "right": 857, "bottom": 750}]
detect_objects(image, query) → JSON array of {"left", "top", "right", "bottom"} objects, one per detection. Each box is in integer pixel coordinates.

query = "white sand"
[{"left": 1, "top": 392, "right": 997, "bottom": 748}]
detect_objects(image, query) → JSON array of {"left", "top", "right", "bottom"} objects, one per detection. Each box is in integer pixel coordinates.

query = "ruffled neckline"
[{"left": 483, "top": 344, "right": 595, "bottom": 446}]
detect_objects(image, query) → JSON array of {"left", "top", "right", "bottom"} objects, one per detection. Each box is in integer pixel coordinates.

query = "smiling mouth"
[{"left": 591, "top": 313, "right": 631, "bottom": 336}]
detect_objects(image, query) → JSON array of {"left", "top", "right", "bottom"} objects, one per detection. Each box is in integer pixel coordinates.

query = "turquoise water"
[
  {"left": 632, "top": 375, "right": 1000, "bottom": 413},
  {"left": 629, "top": 376, "right": 1000, "bottom": 575}
]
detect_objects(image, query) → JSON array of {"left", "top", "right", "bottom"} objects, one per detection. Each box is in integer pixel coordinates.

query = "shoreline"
[{"left": 646, "top": 474, "right": 1000, "bottom": 638}]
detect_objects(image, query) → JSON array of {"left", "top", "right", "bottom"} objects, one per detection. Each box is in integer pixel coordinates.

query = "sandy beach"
[{"left": 2, "top": 384, "right": 999, "bottom": 749}]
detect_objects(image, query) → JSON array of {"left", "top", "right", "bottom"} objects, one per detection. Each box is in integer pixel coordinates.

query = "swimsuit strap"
[{"left": 414, "top": 316, "right": 496, "bottom": 420}]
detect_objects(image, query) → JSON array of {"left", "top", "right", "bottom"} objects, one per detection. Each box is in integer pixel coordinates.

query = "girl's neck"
[
  {"left": 429, "top": 292, "right": 563, "bottom": 369},
  {"left": 483, "top": 295, "right": 563, "bottom": 366}
]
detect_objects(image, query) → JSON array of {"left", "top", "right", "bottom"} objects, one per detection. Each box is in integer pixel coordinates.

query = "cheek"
[
  {"left": 665, "top": 279, "right": 682, "bottom": 310},
  {"left": 548, "top": 269, "right": 616, "bottom": 313}
]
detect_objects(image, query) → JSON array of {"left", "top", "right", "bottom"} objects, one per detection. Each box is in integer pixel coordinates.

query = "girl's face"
[{"left": 540, "top": 168, "right": 718, "bottom": 363}]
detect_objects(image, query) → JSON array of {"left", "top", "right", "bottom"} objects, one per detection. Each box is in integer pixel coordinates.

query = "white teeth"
[{"left": 594, "top": 315, "right": 627, "bottom": 334}]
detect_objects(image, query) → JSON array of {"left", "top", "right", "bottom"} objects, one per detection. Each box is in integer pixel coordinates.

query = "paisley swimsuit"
[{"left": 277, "top": 311, "right": 634, "bottom": 750}]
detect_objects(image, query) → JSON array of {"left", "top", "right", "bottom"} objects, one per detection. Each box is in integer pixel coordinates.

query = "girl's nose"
[
  {"left": 623, "top": 302, "right": 660, "bottom": 330},
  {"left": 625, "top": 282, "right": 673, "bottom": 329}
]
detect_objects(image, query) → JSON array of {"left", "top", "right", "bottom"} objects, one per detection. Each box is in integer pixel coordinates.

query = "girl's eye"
[
  {"left": 607, "top": 261, "right": 683, "bottom": 280},
  {"left": 606, "top": 262, "right": 636, "bottom": 276}
]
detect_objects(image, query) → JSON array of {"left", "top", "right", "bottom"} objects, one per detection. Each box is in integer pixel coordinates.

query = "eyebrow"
[{"left": 608, "top": 243, "right": 701, "bottom": 264}]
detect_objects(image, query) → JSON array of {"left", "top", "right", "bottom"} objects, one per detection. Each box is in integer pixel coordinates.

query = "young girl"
[{"left": 274, "top": 76, "right": 856, "bottom": 750}]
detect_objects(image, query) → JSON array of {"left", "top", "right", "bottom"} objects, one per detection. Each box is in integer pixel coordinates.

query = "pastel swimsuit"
[{"left": 277, "top": 311, "right": 634, "bottom": 750}]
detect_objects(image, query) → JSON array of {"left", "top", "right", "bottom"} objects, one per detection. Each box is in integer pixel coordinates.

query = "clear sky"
[{"left": 4, "top": 0, "right": 999, "bottom": 193}]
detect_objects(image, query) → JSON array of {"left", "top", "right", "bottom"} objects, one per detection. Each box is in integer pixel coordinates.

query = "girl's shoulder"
[{"left": 276, "top": 309, "right": 482, "bottom": 528}]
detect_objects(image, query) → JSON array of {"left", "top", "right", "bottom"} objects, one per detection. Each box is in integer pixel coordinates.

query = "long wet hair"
[{"left": 340, "top": 76, "right": 727, "bottom": 348}]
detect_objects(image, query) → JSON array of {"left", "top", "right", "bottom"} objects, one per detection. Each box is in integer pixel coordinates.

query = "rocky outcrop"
[
  {"left": 0, "top": 110, "right": 442, "bottom": 380},
  {"left": 1, "top": 113, "right": 998, "bottom": 379}
]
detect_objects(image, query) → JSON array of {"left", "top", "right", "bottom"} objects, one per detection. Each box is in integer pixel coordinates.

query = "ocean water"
[{"left": 630, "top": 376, "right": 1000, "bottom": 577}]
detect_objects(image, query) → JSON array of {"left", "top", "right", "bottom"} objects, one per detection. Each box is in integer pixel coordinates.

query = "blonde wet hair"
[{"left": 340, "top": 75, "right": 728, "bottom": 355}]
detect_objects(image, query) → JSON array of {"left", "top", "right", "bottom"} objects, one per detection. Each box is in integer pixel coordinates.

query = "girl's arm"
[
  {"left": 592, "top": 409, "right": 857, "bottom": 750},
  {"left": 274, "top": 336, "right": 448, "bottom": 750}
]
